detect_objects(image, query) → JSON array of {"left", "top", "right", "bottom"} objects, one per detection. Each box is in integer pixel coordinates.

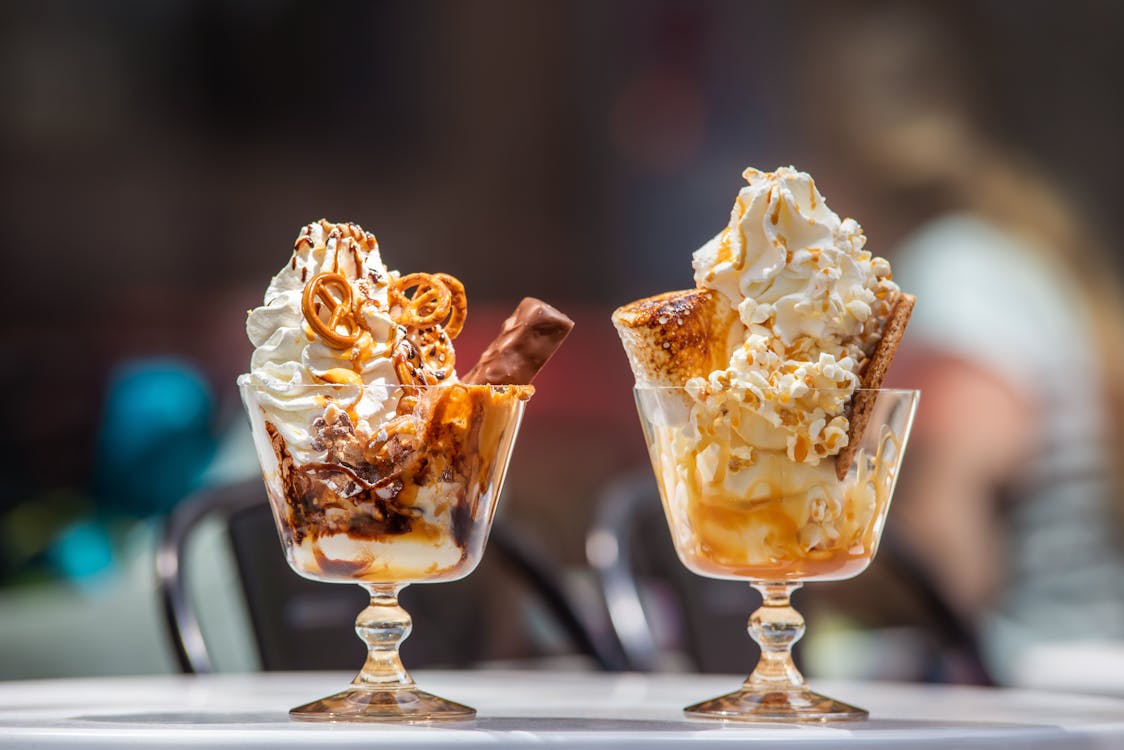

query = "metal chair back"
[{"left": 157, "top": 480, "right": 622, "bottom": 673}]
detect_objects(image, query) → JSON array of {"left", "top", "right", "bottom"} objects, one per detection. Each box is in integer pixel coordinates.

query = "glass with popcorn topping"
[
  {"left": 614, "top": 166, "right": 919, "bottom": 720},
  {"left": 635, "top": 385, "right": 918, "bottom": 721}
]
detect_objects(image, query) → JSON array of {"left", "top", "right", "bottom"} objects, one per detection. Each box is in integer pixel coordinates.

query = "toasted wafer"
[
  {"left": 835, "top": 293, "right": 915, "bottom": 480},
  {"left": 612, "top": 289, "right": 736, "bottom": 386}
]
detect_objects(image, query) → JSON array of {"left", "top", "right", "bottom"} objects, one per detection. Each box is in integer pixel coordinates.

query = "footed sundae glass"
[
  {"left": 239, "top": 376, "right": 532, "bottom": 722},
  {"left": 634, "top": 386, "right": 919, "bottom": 722}
]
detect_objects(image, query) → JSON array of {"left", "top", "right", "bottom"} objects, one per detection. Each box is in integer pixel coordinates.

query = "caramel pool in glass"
[{"left": 640, "top": 391, "right": 904, "bottom": 582}]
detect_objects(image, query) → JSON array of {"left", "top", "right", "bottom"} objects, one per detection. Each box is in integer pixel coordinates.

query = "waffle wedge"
[{"left": 835, "top": 293, "right": 916, "bottom": 480}]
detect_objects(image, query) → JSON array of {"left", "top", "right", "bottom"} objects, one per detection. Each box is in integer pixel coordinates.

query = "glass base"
[
  {"left": 289, "top": 686, "right": 476, "bottom": 723},
  {"left": 685, "top": 686, "right": 868, "bottom": 723}
]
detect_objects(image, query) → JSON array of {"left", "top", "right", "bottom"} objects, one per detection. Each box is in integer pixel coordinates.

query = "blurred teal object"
[
  {"left": 93, "top": 360, "right": 217, "bottom": 517},
  {"left": 46, "top": 518, "right": 115, "bottom": 582}
]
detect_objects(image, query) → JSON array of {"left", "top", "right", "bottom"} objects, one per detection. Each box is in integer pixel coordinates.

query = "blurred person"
[{"left": 801, "top": 1, "right": 1124, "bottom": 685}]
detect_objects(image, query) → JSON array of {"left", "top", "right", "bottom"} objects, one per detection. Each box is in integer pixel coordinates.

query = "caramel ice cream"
[
  {"left": 616, "top": 168, "right": 914, "bottom": 580},
  {"left": 241, "top": 220, "right": 570, "bottom": 582}
]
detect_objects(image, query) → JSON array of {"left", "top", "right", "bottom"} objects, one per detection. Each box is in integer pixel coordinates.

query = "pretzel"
[
  {"left": 392, "top": 273, "right": 452, "bottom": 328},
  {"left": 433, "top": 273, "right": 466, "bottom": 339},
  {"left": 391, "top": 339, "right": 433, "bottom": 385},
  {"left": 411, "top": 326, "right": 454, "bottom": 375},
  {"left": 391, "top": 272, "right": 467, "bottom": 338},
  {"left": 302, "top": 272, "right": 361, "bottom": 348}
]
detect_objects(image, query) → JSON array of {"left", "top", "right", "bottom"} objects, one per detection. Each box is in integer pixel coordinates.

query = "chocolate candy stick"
[{"left": 462, "top": 298, "right": 574, "bottom": 385}]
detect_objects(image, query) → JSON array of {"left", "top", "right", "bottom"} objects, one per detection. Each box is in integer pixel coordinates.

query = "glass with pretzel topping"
[
  {"left": 241, "top": 219, "right": 539, "bottom": 722},
  {"left": 239, "top": 378, "right": 531, "bottom": 722}
]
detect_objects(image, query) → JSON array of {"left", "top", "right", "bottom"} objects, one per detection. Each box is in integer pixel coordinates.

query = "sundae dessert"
[
  {"left": 241, "top": 220, "right": 572, "bottom": 582},
  {"left": 614, "top": 167, "right": 914, "bottom": 580}
]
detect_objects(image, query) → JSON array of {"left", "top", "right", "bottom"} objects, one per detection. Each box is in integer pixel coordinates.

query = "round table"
[{"left": 2, "top": 671, "right": 1123, "bottom": 748}]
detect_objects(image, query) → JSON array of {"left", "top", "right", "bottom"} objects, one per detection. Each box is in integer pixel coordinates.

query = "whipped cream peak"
[
  {"left": 690, "top": 166, "right": 900, "bottom": 464},
  {"left": 245, "top": 220, "right": 406, "bottom": 461},
  {"left": 264, "top": 220, "right": 388, "bottom": 300},
  {"left": 247, "top": 219, "right": 399, "bottom": 392}
]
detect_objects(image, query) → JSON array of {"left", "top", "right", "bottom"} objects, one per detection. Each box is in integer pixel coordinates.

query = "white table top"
[{"left": 2, "top": 671, "right": 1123, "bottom": 748}]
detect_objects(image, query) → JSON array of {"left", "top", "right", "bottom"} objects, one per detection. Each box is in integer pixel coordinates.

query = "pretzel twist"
[
  {"left": 301, "top": 272, "right": 361, "bottom": 348},
  {"left": 391, "top": 272, "right": 467, "bottom": 339},
  {"left": 433, "top": 273, "right": 466, "bottom": 339},
  {"left": 391, "top": 339, "right": 433, "bottom": 419}
]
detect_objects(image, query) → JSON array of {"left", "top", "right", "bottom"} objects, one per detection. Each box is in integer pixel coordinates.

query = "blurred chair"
[
  {"left": 586, "top": 470, "right": 993, "bottom": 683},
  {"left": 157, "top": 479, "right": 622, "bottom": 674}
]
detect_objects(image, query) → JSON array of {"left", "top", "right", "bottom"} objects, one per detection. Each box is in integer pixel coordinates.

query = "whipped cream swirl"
[
  {"left": 690, "top": 167, "right": 899, "bottom": 464},
  {"left": 245, "top": 220, "right": 403, "bottom": 459}
]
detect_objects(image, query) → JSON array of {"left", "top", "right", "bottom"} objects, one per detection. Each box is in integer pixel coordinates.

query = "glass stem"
[
  {"left": 744, "top": 582, "right": 806, "bottom": 691},
  {"left": 351, "top": 583, "right": 415, "bottom": 690}
]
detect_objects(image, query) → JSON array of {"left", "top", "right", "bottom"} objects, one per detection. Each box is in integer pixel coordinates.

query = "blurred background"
[{"left": 1, "top": 0, "right": 1122, "bottom": 693}]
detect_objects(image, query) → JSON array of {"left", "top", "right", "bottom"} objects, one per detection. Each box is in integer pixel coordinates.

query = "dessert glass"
[
  {"left": 634, "top": 386, "right": 919, "bottom": 721},
  {"left": 239, "top": 376, "right": 531, "bottom": 722}
]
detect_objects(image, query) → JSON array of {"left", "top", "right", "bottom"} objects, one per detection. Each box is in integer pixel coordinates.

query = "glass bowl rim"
[
  {"left": 237, "top": 373, "right": 534, "bottom": 394},
  {"left": 633, "top": 384, "right": 919, "bottom": 396}
]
